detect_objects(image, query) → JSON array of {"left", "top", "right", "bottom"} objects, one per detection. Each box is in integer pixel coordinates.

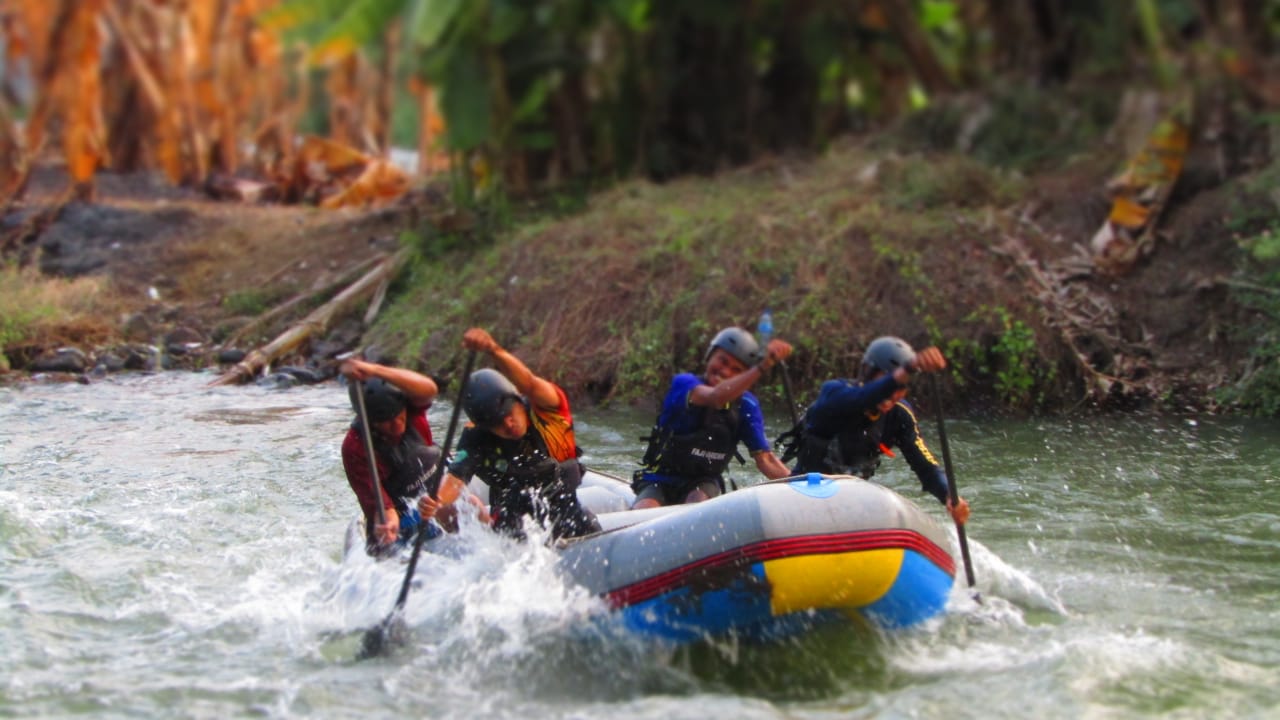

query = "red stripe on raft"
[{"left": 605, "top": 529, "right": 955, "bottom": 609}]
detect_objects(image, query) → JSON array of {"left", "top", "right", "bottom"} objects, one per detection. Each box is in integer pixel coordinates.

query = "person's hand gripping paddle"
[{"left": 358, "top": 350, "right": 478, "bottom": 659}]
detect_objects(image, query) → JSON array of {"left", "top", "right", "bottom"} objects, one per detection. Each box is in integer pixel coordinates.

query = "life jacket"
[
  {"left": 359, "top": 419, "right": 442, "bottom": 517},
  {"left": 783, "top": 407, "right": 885, "bottom": 478},
  {"left": 470, "top": 399, "right": 595, "bottom": 539},
  {"left": 638, "top": 399, "right": 741, "bottom": 482},
  {"left": 472, "top": 400, "right": 584, "bottom": 494}
]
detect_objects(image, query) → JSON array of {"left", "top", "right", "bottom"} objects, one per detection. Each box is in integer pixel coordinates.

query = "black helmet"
[
  {"left": 861, "top": 336, "right": 916, "bottom": 378},
  {"left": 350, "top": 377, "right": 407, "bottom": 423},
  {"left": 705, "top": 326, "right": 763, "bottom": 366},
  {"left": 462, "top": 368, "right": 520, "bottom": 427}
]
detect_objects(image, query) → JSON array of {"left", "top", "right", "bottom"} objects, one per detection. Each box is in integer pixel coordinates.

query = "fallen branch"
[
  {"left": 1214, "top": 277, "right": 1280, "bottom": 296},
  {"left": 364, "top": 276, "right": 391, "bottom": 326},
  {"left": 221, "top": 253, "right": 385, "bottom": 348},
  {"left": 994, "top": 234, "right": 1145, "bottom": 404},
  {"left": 209, "top": 248, "right": 410, "bottom": 386}
]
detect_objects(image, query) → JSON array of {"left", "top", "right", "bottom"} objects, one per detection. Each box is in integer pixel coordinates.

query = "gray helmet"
[
  {"left": 462, "top": 368, "right": 521, "bottom": 427},
  {"left": 861, "top": 336, "right": 916, "bottom": 378},
  {"left": 705, "top": 326, "right": 763, "bottom": 366},
  {"left": 350, "top": 377, "right": 407, "bottom": 423}
]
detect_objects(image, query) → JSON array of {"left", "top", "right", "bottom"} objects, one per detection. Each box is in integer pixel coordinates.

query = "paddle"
[
  {"left": 358, "top": 349, "right": 478, "bottom": 659},
  {"left": 352, "top": 379, "right": 388, "bottom": 533},
  {"left": 929, "top": 373, "right": 979, "bottom": 597},
  {"left": 776, "top": 361, "right": 800, "bottom": 426},
  {"left": 757, "top": 309, "right": 800, "bottom": 425}
]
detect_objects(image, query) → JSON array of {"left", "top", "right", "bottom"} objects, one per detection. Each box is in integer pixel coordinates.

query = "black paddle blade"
[{"left": 356, "top": 614, "right": 407, "bottom": 660}]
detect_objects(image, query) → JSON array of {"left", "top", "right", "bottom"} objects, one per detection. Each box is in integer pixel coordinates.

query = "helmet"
[
  {"left": 861, "top": 336, "right": 916, "bottom": 377},
  {"left": 705, "top": 326, "right": 763, "bottom": 366},
  {"left": 350, "top": 377, "right": 407, "bottom": 423},
  {"left": 462, "top": 368, "right": 520, "bottom": 427}
]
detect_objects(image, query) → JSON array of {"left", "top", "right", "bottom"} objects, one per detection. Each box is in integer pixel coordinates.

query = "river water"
[{"left": 2, "top": 372, "right": 1277, "bottom": 719}]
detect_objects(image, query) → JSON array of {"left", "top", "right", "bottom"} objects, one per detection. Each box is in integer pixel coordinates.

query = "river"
[{"left": 2, "top": 372, "right": 1277, "bottom": 719}]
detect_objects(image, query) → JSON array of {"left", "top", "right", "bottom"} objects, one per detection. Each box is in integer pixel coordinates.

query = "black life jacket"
[
  {"left": 470, "top": 404, "right": 594, "bottom": 539},
  {"left": 358, "top": 420, "right": 442, "bottom": 517},
  {"left": 787, "top": 407, "right": 885, "bottom": 478},
  {"left": 472, "top": 408, "right": 584, "bottom": 495},
  {"left": 638, "top": 399, "right": 741, "bottom": 481}
]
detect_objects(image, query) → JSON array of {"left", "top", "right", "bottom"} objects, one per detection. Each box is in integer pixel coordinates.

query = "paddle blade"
[{"left": 357, "top": 613, "right": 408, "bottom": 660}]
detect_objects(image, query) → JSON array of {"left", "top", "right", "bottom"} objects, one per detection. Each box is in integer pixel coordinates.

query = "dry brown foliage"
[{"left": 1, "top": 0, "right": 432, "bottom": 210}]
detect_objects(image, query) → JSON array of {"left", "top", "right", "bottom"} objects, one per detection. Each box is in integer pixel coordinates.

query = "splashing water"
[{"left": 2, "top": 374, "right": 1279, "bottom": 719}]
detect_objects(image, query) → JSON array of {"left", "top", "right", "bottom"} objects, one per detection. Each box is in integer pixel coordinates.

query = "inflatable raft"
[
  {"left": 346, "top": 471, "right": 956, "bottom": 643},
  {"left": 559, "top": 472, "right": 956, "bottom": 643}
]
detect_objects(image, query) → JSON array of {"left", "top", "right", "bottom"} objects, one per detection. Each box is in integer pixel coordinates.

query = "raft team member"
[
  {"left": 423, "top": 327, "right": 600, "bottom": 541},
  {"left": 631, "top": 326, "right": 795, "bottom": 509},
  {"left": 339, "top": 358, "right": 447, "bottom": 554},
  {"left": 778, "top": 336, "right": 970, "bottom": 524}
]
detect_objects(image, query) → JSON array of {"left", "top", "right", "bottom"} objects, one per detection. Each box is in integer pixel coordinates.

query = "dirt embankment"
[
  {"left": 1, "top": 137, "right": 1268, "bottom": 416},
  {"left": 4, "top": 163, "right": 423, "bottom": 380}
]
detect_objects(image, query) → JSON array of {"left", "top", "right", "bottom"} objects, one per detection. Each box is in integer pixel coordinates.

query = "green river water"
[{"left": 1, "top": 372, "right": 1277, "bottom": 719}]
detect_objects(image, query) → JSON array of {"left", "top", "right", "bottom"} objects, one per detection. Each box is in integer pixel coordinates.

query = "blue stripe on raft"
[
  {"left": 618, "top": 563, "right": 774, "bottom": 643},
  {"left": 861, "top": 550, "right": 954, "bottom": 628}
]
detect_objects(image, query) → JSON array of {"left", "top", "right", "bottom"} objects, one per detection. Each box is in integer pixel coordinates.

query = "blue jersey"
[{"left": 641, "top": 373, "right": 771, "bottom": 485}]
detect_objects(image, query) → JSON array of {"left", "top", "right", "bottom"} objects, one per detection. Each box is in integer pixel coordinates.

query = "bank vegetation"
[{"left": 2, "top": 1, "right": 1278, "bottom": 416}]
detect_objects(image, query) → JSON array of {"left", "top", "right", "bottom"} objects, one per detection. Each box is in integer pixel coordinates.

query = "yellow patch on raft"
[{"left": 764, "top": 548, "right": 903, "bottom": 616}]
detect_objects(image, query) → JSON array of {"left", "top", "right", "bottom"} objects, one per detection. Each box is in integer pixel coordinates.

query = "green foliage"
[
  {"left": 989, "top": 308, "right": 1041, "bottom": 408},
  {"left": 1245, "top": 230, "right": 1280, "bottom": 265},
  {"left": 1218, "top": 331, "right": 1280, "bottom": 416},
  {"left": 876, "top": 154, "right": 1015, "bottom": 211},
  {"left": 261, "top": 0, "right": 1258, "bottom": 216},
  {"left": 1218, "top": 161, "right": 1280, "bottom": 415},
  {"left": 438, "top": 47, "right": 491, "bottom": 151},
  {"left": 0, "top": 285, "right": 48, "bottom": 369},
  {"left": 410, "top": 0, "right": 464, "bottom": 47},
  {"left": 615, "top": 318, "right": 672, "bottom": 402},
  {"left": 940, "top": 336, "right": 980, "bottom": 389},
  {"left": 870, "top": 232, "right": 925, "bottom": 285},
  {"left": 959, "top": 305, "right": 1053, "bottom": 410},
  {"left": 321, "top": 0, "right": 408, "bottom": 50},
  {"left": 0, "top": 263, "right": 110, "bottom": 370},
  {"left": 220, "top": 289, "right": 272, "bottom": 316},
  {"left": 890, "top": 86, "right": 1113, "bottom": 172},
  {"left": 259, "top": 0, "right": 367, "bottom": 36},
  {"left": 370, "top": 249, "right": 498, "bottom": 365}
]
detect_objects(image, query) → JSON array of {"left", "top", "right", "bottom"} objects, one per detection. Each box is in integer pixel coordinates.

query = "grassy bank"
[
  {"left": 370, "top": 139, "right": 1069, "bottom": 414},
  {"left": 0, "top": 264, "right": 119, "bottom": 372}
]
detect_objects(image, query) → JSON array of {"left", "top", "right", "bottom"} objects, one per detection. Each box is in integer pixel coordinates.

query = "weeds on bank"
[
  {"left": 372, "top": 140, "right": 1059, "bottom": 411},
  {"left": 877, "top": 154, "right": 1017, "bottom": 212},
  {"left": 1218, "top": 156, "right": 1280, "bottom": 414},
  {"left": 886, "top": 83, "right": 1114, "bottom": 172},
  {"left": 221, "top": 289, "right": 274, "bottom": 316},
  {"left": 946, "top": 305, "right": 1052, "bottom": 410},
  {"left": 0, "top": 263, "right": 116, "bottom": 370}
]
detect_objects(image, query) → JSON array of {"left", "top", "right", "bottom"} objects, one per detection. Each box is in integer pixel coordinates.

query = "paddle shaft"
[
  {"left": 929, "top": 374, "right": 977, "bottom": 588},
  {"left": 387, "top": 349, "right": 477, "bottom": 614},
  {"left": 757, "top": 309, "right": 801, "bottom": 426},
  {"left": 777, "top": 360, "right": 800, "bottom": 426},
  {"left": 353, "top": 379, "right": 387, "bottom": 528}
]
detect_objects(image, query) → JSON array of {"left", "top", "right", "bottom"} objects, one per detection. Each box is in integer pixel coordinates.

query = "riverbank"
[
  {"left": 358, "top": 131, "right": 1276, "bottom": 416},
  {"left": 3, "top": 122, "right": 1276, "bottom": 416}
]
